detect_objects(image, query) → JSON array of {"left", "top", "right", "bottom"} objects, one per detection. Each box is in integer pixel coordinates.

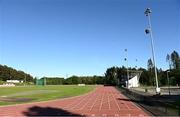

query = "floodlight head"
[
  {"left": 145, "top": 28, "right": 150, "bottom": 34},
  {"left": 145, "top": 8, "right": 152, "bottom": 16},
  {"left": 124, "top": 58, "right": 127, "bottom": 61}
]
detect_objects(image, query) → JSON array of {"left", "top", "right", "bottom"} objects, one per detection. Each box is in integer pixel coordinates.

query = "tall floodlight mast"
[
  {"left": 124, "top": 49, "right": 129, "bottom": 88},
  {"left": 144, "top": 8, "right": 160, "bottom": 94}
]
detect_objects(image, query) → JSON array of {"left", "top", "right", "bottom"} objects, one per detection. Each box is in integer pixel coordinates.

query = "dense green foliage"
[
  {"left": 104, "top": 51, "right": 180, "bottom": 86},
  {"left": 65, "top": 76, "right": 105, "bottom": 85},
  {"left": 38, "top": 76, "right": 105, "bottom": 85},
  {"left": 1, "top": 50, "right": 179, "bottom": 86},
  {"left": 0, "top": 65, "right": 33, "bottom": 83},
  {"left": 105, "top": 66, "right": 127, "bottom": 85},
  {"left": 41, "top": 77, "right": 65, "bottom": 85},
  {"left": 138, "top": 50, "right": 180, "bottom": 86},
  {"left": 104, "top": 66, "right": 180, "bottom": 86}
]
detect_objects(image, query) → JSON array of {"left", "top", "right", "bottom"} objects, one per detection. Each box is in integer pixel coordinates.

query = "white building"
[
  {"left": 128, "top": 75, "right": 139, "bottom": 88},
  {"left": 6, "top": 80, "right": 23, "bottom": 83},
  {"left": 120, "top": 70, "right": 142, "bottom": 88}
]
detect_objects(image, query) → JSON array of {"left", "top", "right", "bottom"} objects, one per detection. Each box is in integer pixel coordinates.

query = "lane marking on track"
[
  {"left": 69, "top": 92, "right": 94, "bottom": 110},
  {"left": 115, "top": 114, "right": 119, "bottom": 117},
  {"left": 90, "top": 88, "right": 117, "bottom": 109},
  {"left": 117, "top": 90, "right": 141, "bottom": 110},
  {"left": 0, "top": 87, "right": 149, "bottom": 116},
  {"left": 107, "top": 91, "right": 110, "bottom": 110},
  {"left": 77, "top": 92, "right": 96, "bottom": 110},
  {"left": 102, "top": 114, "right": 107, "bottom": 117},
  {"left": 90, "top": 91, "right": 101, "bottom": 111},
  {"left": 116, "top": 93, "right": 131, "bottom": 110},
  {"left": 99, "top": 88, "right": 105, "bottom": 111},
  {"left": 114, "top": 88, "right": 136, "bottom": 110},
  {"left": 63, "top": 92, "right": 92, "bottom": 109},
  {"left": 63, "top": 95, "right": 86, "bottom": 109},
  {"left": 111, "top": 91, "right": 121, "bottom": 111}
]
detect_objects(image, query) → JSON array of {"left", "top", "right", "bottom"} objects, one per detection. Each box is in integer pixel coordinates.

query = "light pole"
[
  {"left": 124, "top": 49, "right": 129, "bottom": 88},
  {"left": 135, "top": 59, "right": 138, "bottom": 70},
  {"left": 167, "top": 70, "right": 170, "bottom": 95},
  {"left": 114, "top": 68, "right": 117, "bottom": 85},
  {"left": 144, "top": 8, "right": 160, "bottom": 94},
  {"left": 24, "top": 74, "right": 26, "bottom": 86}
]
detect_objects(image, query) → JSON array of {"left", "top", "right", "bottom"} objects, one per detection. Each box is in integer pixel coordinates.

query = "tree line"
[
  {"left": 0, "top": 65, "right": 34, "bottom": 84},
  {"left": 104, "top": 50, "right": 180, "bottom": 86},
  {"left": 0, "top": 50, "right": 179, "bottom": 86},
  {"left": 39, "top": 76, "right": 105, "bottom": 85}
]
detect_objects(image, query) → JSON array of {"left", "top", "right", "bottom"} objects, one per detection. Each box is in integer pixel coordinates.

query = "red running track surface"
[{"left": 0, "top": 86, "right": 149, "bottom": 116}]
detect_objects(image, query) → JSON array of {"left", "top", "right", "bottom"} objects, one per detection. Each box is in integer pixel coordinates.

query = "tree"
[
  {"left": 147, "top": 58, "right": 155, "bottom": 85},
  {"left": 147, "top": 58, "right": 153, "bottom": 70},
  {"left": 158, "top": 69, "right": 167, "bottom": 86},
  {"left": 171, "top": 51, "right": 180, "bottom": 69},
  {"left": 0, "top": 64, "right": 34, "bottom": 82},
  {"left": 166, "top": 54, "right": 172, "bottom": 70},
  {"left": 104, "top": 67, "right": 118, "bottom": 85},
  {"left": 170, "top": 69, "right": 180, "bottom": 86}
]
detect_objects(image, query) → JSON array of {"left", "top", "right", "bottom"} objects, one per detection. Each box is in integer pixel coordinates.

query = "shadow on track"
[{"left": 23, "top": 106, "right": 84, "bottom": 116}]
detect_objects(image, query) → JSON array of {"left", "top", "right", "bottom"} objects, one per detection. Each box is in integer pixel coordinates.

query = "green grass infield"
[{"left": 0, "top": 85, "right": 95, "bottom": 106}]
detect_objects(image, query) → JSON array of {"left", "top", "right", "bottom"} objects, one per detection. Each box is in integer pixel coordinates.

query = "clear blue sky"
[{"left": 0, "top": 0, "right": 179, "bottom": 77}]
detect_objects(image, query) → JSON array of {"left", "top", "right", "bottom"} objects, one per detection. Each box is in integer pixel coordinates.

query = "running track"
[{"left": 0, "top": 86, "right": 149, "bottom": 116}]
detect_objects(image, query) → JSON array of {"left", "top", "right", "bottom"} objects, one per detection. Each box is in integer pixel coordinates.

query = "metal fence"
[{"left": 117, "top": 87, "right": 180, "bottom": 116}]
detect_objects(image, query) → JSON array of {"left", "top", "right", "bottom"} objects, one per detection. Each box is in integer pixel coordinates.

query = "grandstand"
[{"left": 119, "top": 70, "right": 142, "bottom": 88}]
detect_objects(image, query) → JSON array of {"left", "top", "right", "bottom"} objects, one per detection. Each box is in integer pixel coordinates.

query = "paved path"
[{"left": 0, "top": 86, "right": 149, "bottom": 116}]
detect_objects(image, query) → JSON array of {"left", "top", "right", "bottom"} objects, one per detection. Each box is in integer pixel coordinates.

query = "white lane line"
[
  {"left": 63, "top": 95, "right": 85, "bottom": 109},
  {"left": 108, "top": 91, "right": 110, "bottom": 110},
  {"left": 90, "top": 92, "right": 100, "bottom": 111},
  {"left": 69, "top": 92, "right": 93, "bottom": 110},
  {"left": 116, "top": 92, "right": 131, "bottom": 110},
  {"left": 115, "top": 114, "right": 119, "bottom": 117},
  {"left": 64, "top": 92, "right": 91, "bottom": 109},
  {"left": 117, "top": 90, "right": 141, "bottom": 110},
  {"left": 111, "top": 90, "right": 121, "bottom": 111},
  {"left": 78, "top": 92, "right": 96, "bottom": 110},
  {"left": 99, "top": 89, "right": 105, "bottom": 111},
  {"left": 102, "top": 114, "right": 107, "bottom": 116}
]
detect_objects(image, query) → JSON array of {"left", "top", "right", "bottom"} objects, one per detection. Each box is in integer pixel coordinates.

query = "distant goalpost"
[{"left": 36, "top": 78, "right": 46, "bottom": 86}]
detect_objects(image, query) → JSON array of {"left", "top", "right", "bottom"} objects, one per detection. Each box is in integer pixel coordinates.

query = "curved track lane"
[{"left": 0, "top": 86, "right": 149, "bottom": 116}]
